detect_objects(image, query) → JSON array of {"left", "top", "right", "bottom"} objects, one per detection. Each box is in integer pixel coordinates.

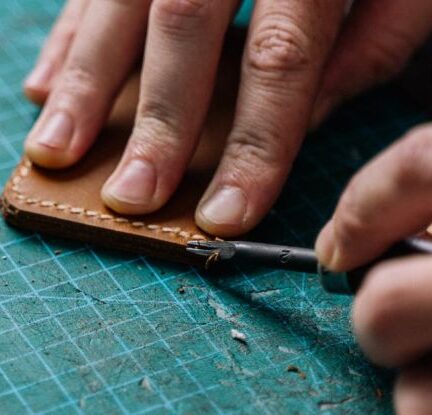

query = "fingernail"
[
  {"left": 37, "top": 111, "right": 74, "bottom": 150},
  {"left": 104, "top": 159, "right": 156, "bottom": 206},
  {"left": 25, "top": 61, "right": 53, "bottom": 89},
  {"left": 199, "top": 186, "right": 247, "bottom": 226},
  {"left": 315, "top": 219, "right": 338, "bottom": 268}
]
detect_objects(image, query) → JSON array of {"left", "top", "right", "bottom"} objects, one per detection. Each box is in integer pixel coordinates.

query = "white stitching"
[
  {"left": 85, "top": 210, "right": 98, "bottom": 217},
  {"left": 147, "top": 224, "right": 160, "bottom": 230},
  {"left": 8, "top": 159, "right": 208, "bottom": 241},
  {"left": 99, "top": 214, "right": 113, "bottom": 220},
  {"left": 70, "top": 207, "right": 84, "bottom": 214},
  {"left": 26, "top": 198, "right": 39, "bottom": 204}
]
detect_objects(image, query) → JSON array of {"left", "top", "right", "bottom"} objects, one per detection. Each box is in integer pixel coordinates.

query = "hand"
[
  {"left": 316, "top": 124, "right": 432, "bottom": 414},
  {"left": 23, "top": 0, "right": 432, "bottom": 237}
]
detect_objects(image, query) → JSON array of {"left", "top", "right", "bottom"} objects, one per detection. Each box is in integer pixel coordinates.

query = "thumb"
[{"left": 315, "top": 125, "right": 432, "bottom": 271}]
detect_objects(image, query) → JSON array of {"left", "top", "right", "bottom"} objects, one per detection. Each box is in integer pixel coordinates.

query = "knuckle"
[
  {"left": 227, "top": 127, "right": 286, "bottom": 167},
  {"left": 56, "top": 64, "right": 100, "bottom": 101},
  {"left": 366, "top": 46, "right": 404, "bottom": 81},
  {"left": 220, "top": 127, "right": 289, "bottom": 190},
  {"left": 247, "top": 16, "right": 311, "bottom": 81},
  {"left": 153, "top": 0, "right": 212, "bottom": 32},
  {"left": 365, "top": 29, "right": 414, "bottom": 81},
  {"left": 130, "top": 104, "right": 181, "bottom": 160}
]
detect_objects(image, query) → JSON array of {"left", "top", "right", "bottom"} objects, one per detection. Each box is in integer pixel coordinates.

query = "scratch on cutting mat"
[
  {"left": 250, "top": 288, "right": 280, "bottom": 301},
  {"left": 278, "top": 346, "right": 297, "bottom": 354},
  {"left": 216, "top": 350, "right": 255, "bottom": 377},
  {"left": 319, "top": 396, "right": 358, "bottom": 411},
  {"left": 177, "top": 284, "right": 208, "bottom": 294},
  {"left": 207, "top": 297, "right": 239, "bottom": 323},
  {"left": 67, "top": 283, "right": 107, "bottom": 304},
  {"left": 64, "top": 283, "right": 196, "bottom": 306}
]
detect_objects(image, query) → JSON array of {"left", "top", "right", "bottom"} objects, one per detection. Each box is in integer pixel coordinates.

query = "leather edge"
[{"left": 1, "top": 189, "right": 206, "bottom": 267}]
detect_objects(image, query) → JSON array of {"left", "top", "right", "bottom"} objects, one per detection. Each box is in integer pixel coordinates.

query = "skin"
[
  {"left": 23, "top": 1, "right": 432, "bottom": 412},
  {"left": 315, "top": 125, "right": 432, "bottom": 414}
]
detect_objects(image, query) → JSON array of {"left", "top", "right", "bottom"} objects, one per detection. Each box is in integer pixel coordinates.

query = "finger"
[
  {"left": 195, "top": 0, "right": 346, "bottom": 237},
  {"left": 311, "top": 0, "right": 432, "bottom": 127},
  {"left": 25, "top": 0, "right": 150, "bottom": 169},
  {"left": 395, "top": 358, "right": 432, "bottom": 415},
  {"left": 102, "top": 0, "right": 238, "bottom": 215},
  {"left": 315, "top": 124, "right": 432, "bottom": 271},
  {"left": 353, "top": 256, "right": 432, "bottom": 367},
  {"left": 24, "top": 0, "right": 89, "bottom": 106}
]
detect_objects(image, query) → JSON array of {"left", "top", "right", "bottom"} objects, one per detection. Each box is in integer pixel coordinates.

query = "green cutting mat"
[{"left": 0, "top": 1, "right": 429, "bottom": 414}]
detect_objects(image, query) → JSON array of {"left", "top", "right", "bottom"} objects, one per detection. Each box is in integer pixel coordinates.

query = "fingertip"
[
  {"left": 101, "top": 159, "right": 159, "bottom": 216},
  {"left": 23, "top": 61, "right": 54, "bottom": 106},
  {"left": 25, "top": 140, "right": 78, "bottom": 169},
  {"left": 101, "top": 190, "right": 151, "bottom": 216},
  {"left": 195, "top": 186, "right": 249, "bottom": 237},
  {"left": 195, "top": 211, "right": 244, "bottom": 238},
  {"left": 315, "top": 219, "right": 342, "bottom": 271},
  {"left": 24, "top": 110, "right": 79, "bottom": 169},
  {"left": 23, "top": 84, "right": 49, "bottom": 106}
]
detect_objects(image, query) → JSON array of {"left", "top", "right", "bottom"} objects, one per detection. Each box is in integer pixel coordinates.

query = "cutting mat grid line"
[{"left": 0, "top": 1, "right": 429, "bottom": 414}]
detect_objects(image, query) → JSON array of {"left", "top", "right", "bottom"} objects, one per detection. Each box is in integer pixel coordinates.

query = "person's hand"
[
  {"left": 315, "top": 124, "right": 432, "bottom": 414},
  {"left": 23, "top": 0, "right": 432, "bottom": 237}
]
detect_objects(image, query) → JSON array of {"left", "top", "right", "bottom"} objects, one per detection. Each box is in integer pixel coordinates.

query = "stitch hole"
[{"left": 19, "top": 167, "right": 30, "bottom": 177}]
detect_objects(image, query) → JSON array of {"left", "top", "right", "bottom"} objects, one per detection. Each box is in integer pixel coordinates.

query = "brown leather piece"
[{"left": 2, "top": 34, "right": 243, "bottom": 265}]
